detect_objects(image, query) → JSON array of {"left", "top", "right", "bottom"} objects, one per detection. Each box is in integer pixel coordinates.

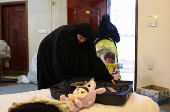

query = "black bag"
[{"left": 50, "top": 77, "right": 133, "bottom": 106}]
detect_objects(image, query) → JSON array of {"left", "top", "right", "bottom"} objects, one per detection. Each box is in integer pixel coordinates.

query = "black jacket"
[{"left": 94, "top": 14, "right": 120, "bottom": 45}]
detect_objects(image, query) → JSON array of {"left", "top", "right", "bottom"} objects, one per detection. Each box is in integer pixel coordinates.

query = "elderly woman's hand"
[{"left": 111, "top": 79, "right": 115, "bottom": 84}]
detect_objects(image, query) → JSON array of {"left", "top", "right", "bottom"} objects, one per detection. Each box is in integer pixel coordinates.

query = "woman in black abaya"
[
  {"left": 37, "top": 23, "right": 114, "bottom": 90},
  {"left": 94, "top": 14, "right": 120, "bottom": 46}
]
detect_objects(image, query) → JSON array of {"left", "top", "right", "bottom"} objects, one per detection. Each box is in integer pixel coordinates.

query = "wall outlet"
[{"left": 148, "top": 64, "right": 153, "bottom": 70}]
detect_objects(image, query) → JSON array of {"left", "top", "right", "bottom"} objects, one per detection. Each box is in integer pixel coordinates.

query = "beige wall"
[{"left": 137, "top": 0, "right": 170, "bottom": 90}]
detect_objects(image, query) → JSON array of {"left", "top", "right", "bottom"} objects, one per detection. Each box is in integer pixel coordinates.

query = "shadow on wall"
[{"left": 142, "top": 76, "right": 156, "bottom": 87}]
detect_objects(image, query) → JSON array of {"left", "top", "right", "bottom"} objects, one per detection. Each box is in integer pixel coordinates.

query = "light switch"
[
  {"left": 38, "top": 30, "right": 48, "bottom": 34},
  {"left": 147, "top": 21, "right": 157, "bottom": 27},
  {"left": 148, "top": 64, "right": 153, "bottom": 70},
  {"left": 152, "top": 21, "right": 157, "bottom": 26}
]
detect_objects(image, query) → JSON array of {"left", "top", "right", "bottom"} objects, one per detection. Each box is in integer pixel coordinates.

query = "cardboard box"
[{"left": 141, "top": 85, "right": 169, "bottom": 105}]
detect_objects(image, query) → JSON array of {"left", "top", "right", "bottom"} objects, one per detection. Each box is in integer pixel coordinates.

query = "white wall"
[
  {"left": 137, "top": 0, "right": 170, "bottom": 90},
  {"left": 28, "top": 0, "right": 67, "bottom": 64},
  {"left": 28, "top": 0, "right": 51, "bottom": 63},
  {"left": 0, "top": 0, "right": 67, "bottom": 64},
  {"left": 0, "top": 0, "right": 25, "bottom": 2},
  {"left": 51, "top": 0, "right": 67, "bottom": 30}
]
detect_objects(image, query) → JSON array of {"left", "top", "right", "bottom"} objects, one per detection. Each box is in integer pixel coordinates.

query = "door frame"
[
  {"left": 0, "top": 1, "right": 29, "bottom": 76},
  {"left": 134, "top": 0, "right": 138, "bottom": 92}
]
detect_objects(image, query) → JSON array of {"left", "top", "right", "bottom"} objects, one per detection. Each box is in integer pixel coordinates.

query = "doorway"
[
  {"left": 0, "top": 1, "right": 28, "bottom": 79},
  {"left": 110, "top": 0, "right": 136, "bottom": 86},
  {"left": 67, "top": 0, "right": 107, "bottom": 34}
]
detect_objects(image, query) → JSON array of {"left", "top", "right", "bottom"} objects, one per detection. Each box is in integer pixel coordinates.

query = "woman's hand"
[{"left": 111, "top": 79, "right": 115, "bottom": 84}]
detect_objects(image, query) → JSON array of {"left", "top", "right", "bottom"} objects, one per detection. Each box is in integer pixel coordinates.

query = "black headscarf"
[
  {"left": 94, "top": 14, "right": 120, "bottom": 45},
  {"left": 75, "top": 23, "right": 92, "bottom": 39},
  {"left": 100, "top": 14, "right": 112, "bottom": 31},
  {"left": 37, "top": 23, "right": 113, "bottom": 90}
]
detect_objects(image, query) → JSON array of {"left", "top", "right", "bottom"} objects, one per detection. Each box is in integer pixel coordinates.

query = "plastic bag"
[
  {"left": 27, "top": 53, "right": 37, "bottom": 84},
  {"left": 17, "top": 75, "right": 30, "bottom": 84}
]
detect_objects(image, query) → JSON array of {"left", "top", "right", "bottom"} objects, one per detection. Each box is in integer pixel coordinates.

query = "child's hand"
[
  {"left": 112, "top": 74, "right": 119, "bottom": 80},
  {"left": 113, "top": 67, "right": 118, "bottom": 73}
]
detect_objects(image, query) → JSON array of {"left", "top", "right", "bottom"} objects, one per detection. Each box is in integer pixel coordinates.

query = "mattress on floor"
[{"left": 0, "top": 89, "right": 160, "bottom": 112}]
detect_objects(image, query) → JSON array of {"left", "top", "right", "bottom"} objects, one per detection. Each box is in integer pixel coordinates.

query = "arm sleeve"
[
  {"left": 88, "top": 37, "right": 114, "bottom": 81},
  {"left": 114, "top": 27, "right": 120, "bottom": 43},
  {"left": 52, "top": 32, "right": 70, "bottom": 81},
  {"left": 94, "top": 26, "right": 100, "bottom": 39}
]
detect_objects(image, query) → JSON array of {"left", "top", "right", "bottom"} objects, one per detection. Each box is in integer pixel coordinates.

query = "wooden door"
[
  {"left": 67, "top": 0, "right": 107, "bottom": 34},
  {"left": 1, "top": 4, "right": 28, "bottom": 77}
]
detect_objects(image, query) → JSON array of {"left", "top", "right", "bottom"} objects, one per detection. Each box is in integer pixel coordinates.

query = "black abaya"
[
  {"left": 94, "top": 14, "right": 120, "bottom": 45},
  {"left": 37, "top": 23, "right": 113, "bottom": 90}
]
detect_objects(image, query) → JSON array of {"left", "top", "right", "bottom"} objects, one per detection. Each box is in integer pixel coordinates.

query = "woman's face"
[{"left": 77, "top": 34, "right": 87, "bottom": 44}]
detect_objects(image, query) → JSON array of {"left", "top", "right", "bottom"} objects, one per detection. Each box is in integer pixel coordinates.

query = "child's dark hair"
[{"left": 104, "top": 51, "right": 115, "bottom": 62}]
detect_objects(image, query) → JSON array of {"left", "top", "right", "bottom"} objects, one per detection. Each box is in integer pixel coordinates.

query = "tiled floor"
[
  {"left": 0, "top": 82, "right": 19, "bottom": 87},
  {"left": 160, "top": 102, "right": 170, "bottom": 112}
]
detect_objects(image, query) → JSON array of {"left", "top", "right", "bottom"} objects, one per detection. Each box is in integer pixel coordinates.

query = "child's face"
[{"left": 105, "top": 58, "right": 113, "bottom": 63}]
